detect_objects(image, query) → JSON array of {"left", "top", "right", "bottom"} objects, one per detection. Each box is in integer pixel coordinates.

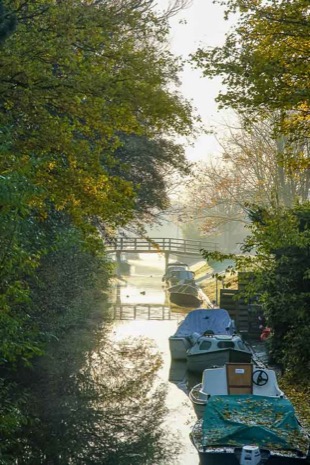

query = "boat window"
[
  {"left": 217, "top": 341, "right": 235, "bottom": 349},
  {"left": 199, "top": 340, "right": 212, "bottom": 350},
  {"left": 170, "top": 270, "right": 194, "bottom": 280},
  {"left": 237, "top": 340, "right": 246, "bottom": 350}
]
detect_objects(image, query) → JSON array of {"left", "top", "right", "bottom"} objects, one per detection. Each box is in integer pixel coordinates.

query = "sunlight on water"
[
  {"left": 112, "top": 254, "right": 200, "bottom": 464},
  {"left": 118, "top": 281, "right": 166, "bottom": 305}
]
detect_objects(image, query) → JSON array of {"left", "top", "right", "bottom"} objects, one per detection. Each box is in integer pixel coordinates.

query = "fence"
[
  {"left": 220, "top": 288, "right": 261, "bottom": 337},
  {"left": 111, "top": 304, "right": 181, "bottom": 320}
]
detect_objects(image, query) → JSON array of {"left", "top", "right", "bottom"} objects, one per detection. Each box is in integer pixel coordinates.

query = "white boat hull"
[{"left": 189, "top": 385, "right": 206, "bottom": 419}]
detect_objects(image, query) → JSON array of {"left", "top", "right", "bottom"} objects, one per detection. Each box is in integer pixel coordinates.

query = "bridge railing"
[
  {"left": 111, "top": 304, "right": 180, "bottom": 321},
  {"left": 105, "top": 237, "right": 217, "bottom": 254}
]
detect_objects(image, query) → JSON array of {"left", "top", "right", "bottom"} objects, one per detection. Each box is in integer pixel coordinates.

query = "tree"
[
  {"left": 201, "top": 202, "right": 310, "bottom": 383},
  {"left": 181, "top": 115, "right": 310, "bottom": 250},
  {"left": 0, "top": 0, "right": 194, "bottom": 456},
  {"left": 0, "top": 1, "right": 196, "bottom": 455},
  {"left": 0, "top": 0, "right": 197, "bottom": 362},
  {"left": 192, "top": 0, "right": 310, "bottom": 142},
  {"left": 1, "top": 0, "right": 196, "bottom": 227},
  {"left": 107, "top": 133, "right": 192, "bottom": 224}
]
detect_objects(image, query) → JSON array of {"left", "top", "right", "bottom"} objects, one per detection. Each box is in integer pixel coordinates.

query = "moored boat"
[
  {"left": 186, "top": 334, "right": 253, "bottom": 374},
  {"left": 169, "top": 308, "right": 236, "bottom": 360},
  {"left": 190, "top": 394, "right": 310, "bottom": 464},
  {"left": 162, "top": 262, "right": 190, "bottom": 285},
  {"left": 189, "top": 363, "right": 284, "bottom": 419},
  {"left": 168, "top": 282, "right": 211, "bottom": 308}
]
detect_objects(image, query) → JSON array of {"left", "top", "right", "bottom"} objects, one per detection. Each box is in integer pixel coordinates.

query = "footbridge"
[{"left": 106, "top": 237, "right": 218, "bottom": 269}]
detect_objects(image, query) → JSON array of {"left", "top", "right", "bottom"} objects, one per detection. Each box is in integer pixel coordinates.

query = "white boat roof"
[{"left": 171, "top": 309, "right": 234, "bottom": 338}]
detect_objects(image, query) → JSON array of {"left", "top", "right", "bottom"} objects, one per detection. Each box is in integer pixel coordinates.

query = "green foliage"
[
  {"left": 192, "top": 0, "right": 310, "bottom": 140},
  {"left": 0, "top": 379, "right": 28, "bottom": 462},
  {"left": 108, "top": 133, "right": 191, "bottom": 220},
  {"left": 201, "top": 202, "right": 310, "bottom": 382},
  {"left": 1, "top": 0, "right": 195, "bottom": 226},
  {"left": 28, "top": 226, "right": 113, "bottom": 337},
  {"left": 0, "top": 0, "right": 196, "bottom": 457},
  {"left": 0, "top": 0, "right": 196, "bottom": 364},
  {"left": 0, "top": 167, "right": 108, "bottom": 364},
  {"left": 0, "top": 169, "right": 45, "bottom": 365},
  {"left": 0, "top": 214, "right": 114, "bottom": 459}
]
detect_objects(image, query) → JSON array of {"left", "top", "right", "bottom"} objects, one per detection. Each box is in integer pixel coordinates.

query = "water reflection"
[
  {"left": 111, "top": 255, "right": 201, "bottom": 465},
  {"left": 168, "top": 359, "right": 201, "bottom": 396},
  {"left": 14, "top": 314, "right": 185, "bottom": 464}
]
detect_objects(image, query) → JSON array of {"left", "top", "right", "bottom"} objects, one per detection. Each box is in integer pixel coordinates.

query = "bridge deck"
[{"left": 106, "top": 237, "right": 217, "bottom": 256}]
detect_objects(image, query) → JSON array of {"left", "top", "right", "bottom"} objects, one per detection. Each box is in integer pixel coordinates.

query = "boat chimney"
[{"left": 240, "top": 445, "right": 261, "bottom": 465}]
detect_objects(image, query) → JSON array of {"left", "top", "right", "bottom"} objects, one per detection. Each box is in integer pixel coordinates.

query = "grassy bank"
[{"left": 200, "top": 273, "right": 238, "bottom": 303}]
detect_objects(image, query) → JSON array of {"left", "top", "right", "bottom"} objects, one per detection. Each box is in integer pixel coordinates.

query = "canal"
[{"left": 111, "top": 253, "right": 201, "bottom": 465}]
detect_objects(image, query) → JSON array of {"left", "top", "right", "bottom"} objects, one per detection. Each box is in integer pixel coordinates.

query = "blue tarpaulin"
[
  {"left": 202, "top": 395, "right": 309, "bottom": 453},
  {"left": 173, "top": 309, "right": 235, "bottom": 337}
]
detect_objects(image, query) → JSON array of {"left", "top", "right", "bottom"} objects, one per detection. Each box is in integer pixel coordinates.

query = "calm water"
[
  {"left": 111, "top": 254, "right": 200, "bottom": 465},
  {"left": 110, "top": 254, "right": 268, "bottom": 465}
]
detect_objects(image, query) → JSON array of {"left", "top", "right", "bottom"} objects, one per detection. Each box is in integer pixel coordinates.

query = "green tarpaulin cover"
[{"left": 202, "top": 395, "right": 309, "bottom": 453}]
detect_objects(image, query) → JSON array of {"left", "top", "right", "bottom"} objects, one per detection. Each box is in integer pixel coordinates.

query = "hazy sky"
[{"left": 157, "top": 0, "right": 235, "bottom": 162}]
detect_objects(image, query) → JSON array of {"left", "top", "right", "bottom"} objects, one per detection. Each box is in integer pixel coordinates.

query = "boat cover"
[
  {"left": 172, "top": 309, "right": 235, "bottom": 337},
  {"left": 202, "top": 395, "right": 309, "bottom": 453}
]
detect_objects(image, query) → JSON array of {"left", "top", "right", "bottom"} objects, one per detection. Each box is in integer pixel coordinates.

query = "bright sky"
[{"left": 157, "top": 0, "right": 235, "bottom": 162}]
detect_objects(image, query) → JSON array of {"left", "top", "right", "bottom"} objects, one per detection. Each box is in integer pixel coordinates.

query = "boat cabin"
[
  {"left": 162, "top": 263, "right": 190, "bottom": 283},
  {"left": 188, "top": 333, "right": 247, "bottom": 352},
  {"left": 167, "top": 269, "right": 195, "bottom": 287}
]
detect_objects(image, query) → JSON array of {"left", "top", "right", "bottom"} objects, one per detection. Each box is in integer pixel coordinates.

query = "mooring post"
[
  {"left": 116, "top": 250, "right": 122, "bottom": 277},
  {"left": 116, "top": 283, "right": 121, "bottom": 305},
  {"left": 164, "top": 251, "right": 169, "bottom": 271}
]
